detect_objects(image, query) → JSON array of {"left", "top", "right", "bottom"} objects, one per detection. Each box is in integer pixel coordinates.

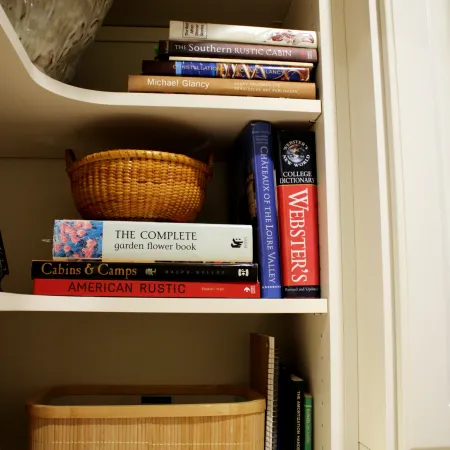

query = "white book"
[
  {"left": 52, "top": 220, "right": 253, "bottom": 263},
  {"left": 168, "top": 56, "right": 314, "bottom": 68},
  {"left": 170, "top": 21, "right": 318, "bottom": 49}
]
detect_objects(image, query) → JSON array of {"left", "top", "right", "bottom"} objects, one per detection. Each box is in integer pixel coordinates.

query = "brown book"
[
  {"left": 128, "top": 75, "right": 316, "bottom": 99},
  {"left": 158, "top": 40, "right": 318, "bottom": 63}
]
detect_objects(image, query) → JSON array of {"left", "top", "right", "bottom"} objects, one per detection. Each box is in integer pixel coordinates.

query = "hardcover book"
[
  {"left": 128, "top": 75, "right": 316, "bottom": 99},
  {"left": 0, "top": 231, "right": 8, "bottom": 291},
  {"left": 233, "top": 122, "right": 282, "bottom": 298},
  {"left": 169, "top": 21, "right": 317, "bottom": 49},
  {"left": 277, "top": 363, "right": 290, "bottom": 450},
  {"left": 141, "top": 61, "right": 311, "bottom": 82},
  {"left": 34, "top": 279, "right": 261, "bottom": 298},
  {"left": 288, "top": 374, "right": 305, "bottom": 450},
  {"left": 274, "top": 131, "right": 320, "bottom": 298},
  {"left": 32, "top": 261, "right": 258, "bottom": 282},
  {"left": 52, "top": 220, "right": 252, "bottom": 263},
  {"left": 303, "top": 393, "right": 313, "bottom": 450},
  {"left": 168, "top": 57, "right": 314, "bottom": 67},
  {"left": 158, "top": 40, "right": 318, "bottom": 63}
]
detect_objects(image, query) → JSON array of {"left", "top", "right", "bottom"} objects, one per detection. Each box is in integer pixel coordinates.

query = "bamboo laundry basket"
[
  {"left": 65, "top": 149, "right": 213, "bottom": 222},
  {"left": 28, "top": 384, "right": 265, "bottom": 450}
]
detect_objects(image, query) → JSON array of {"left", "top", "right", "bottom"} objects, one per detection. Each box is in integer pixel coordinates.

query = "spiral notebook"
[{"left": 250, "top": 333, "right": 279, "bottom": 450}]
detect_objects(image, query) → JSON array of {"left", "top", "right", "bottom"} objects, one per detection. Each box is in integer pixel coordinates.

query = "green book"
[{"left": 303, "top": 393, "right": 313, "bottom": 450}]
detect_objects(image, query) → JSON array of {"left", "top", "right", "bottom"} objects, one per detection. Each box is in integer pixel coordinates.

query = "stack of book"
[
  {"left": 128, "top": 21, "right": 318, "bottom": 99},
  {"left": 31, "top": 120, "right": 320, "bottom": 300},
  {"left": 32, "top": 220, "right": 261, "bottom": 298},
  {"left": 233, "top": 121, "right": 320, "bottom": 299},
  {"left": 251, "top": 333, "right": 313, "bottom": 450},
  {"left": 278, "top": 363, "right": 314, "bottom": 450}
]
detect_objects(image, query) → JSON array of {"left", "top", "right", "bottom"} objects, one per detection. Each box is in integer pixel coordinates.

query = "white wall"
[{"left": 381, "top": 0, "right": 450, "bottom": 448}]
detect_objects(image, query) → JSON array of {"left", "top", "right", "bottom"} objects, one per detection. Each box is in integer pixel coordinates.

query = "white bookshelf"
[
  {"left": 0, "top": 0, "right": 353, "bottom": 448},
  {"left": 0, "top": 8, "right": 321, "bottom": 159},
  {"left": 0, "top": 292, "right": 328, "bottom": 314}
]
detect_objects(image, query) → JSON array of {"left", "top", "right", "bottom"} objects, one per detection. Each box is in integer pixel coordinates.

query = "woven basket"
[
  {"left": 65, "top": 149, "right": 213, "bottom": 222},
  {"left": 28, "top": 385, "right": 265, "bottom": 450}
]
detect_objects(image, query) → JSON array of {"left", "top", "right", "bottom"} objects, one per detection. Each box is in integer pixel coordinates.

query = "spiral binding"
[{"left": 265, "top": 340, "right": 279, "bottom": 450}]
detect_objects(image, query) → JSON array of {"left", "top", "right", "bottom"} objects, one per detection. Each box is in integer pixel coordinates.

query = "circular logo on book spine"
[{"left": 282, "top": 140, "right": 310, "bottom": 167}]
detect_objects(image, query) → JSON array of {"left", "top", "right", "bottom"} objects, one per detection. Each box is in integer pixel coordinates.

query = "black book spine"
[
  {"left": 289, "top": 377, "right": 305, "bottom": 450},
  {"left": 0, "top": 231, "right": 8, "bottom": 291},
  {"left": 31, "top": 261, "right": 259, "bottom": 282},
  {"left": 0, "top": 231, "right": 9, "bottom": 279},
  {"left": 141, "top": 60, "right": 176, "bottom": 75},
  {"left": 158, "top": 40, "right": 318, "bottom": 63}
]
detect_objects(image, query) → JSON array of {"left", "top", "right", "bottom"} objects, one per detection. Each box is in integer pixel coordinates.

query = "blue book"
[
  {"left": 174, "top": 62, "right": 309, "bottom": 82},
  {"left": 234, "top": 122, "right": 282, "bottom": 298},
  {"left": 142, "top": 60, "right": 311, "bottom": 82}
]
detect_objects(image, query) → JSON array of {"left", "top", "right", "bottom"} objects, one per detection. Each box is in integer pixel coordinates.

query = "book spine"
[
  {"left": 0, "top": 230, "right": 8, "bottom": 279},
  {"left": 294, "top": 385, "right": 302, "bottom": 450},
  {"left": 142, "top": 61, "right": 311, "bottom": 82},
  {"left": 169, "top": 21, "right": 318, "bottom": 49},
  {"left": 31, "top": 261, "right": 259, "bottom": 282},
  {"left": 289, "top": 378, "right": 305, "bottom": 450},
  {"left": 274, "top": 132, "right": 320, "bottom": 298},
  {"left": 33, "top": 279, "right": 261, "bottom": 298},
  {"left": 52, "top": 220, "right": 253, "bottom": 263},
  {"left": 168, "top": 57, "right": 314, "bottom": 68},
  {"left": 128, "top": 76, "right": 316, "bottom": 100},
  {"left": 158, "top": 40, "right": 318, "bottom": 63},
  {"left": 246, "top": 122, "right": 282, "bottom": 299},
  {"left": 303, "top": 394, "right": 313, "bottom": 450},
  {"left": 277, "top": 364, "right": 290, "bottom": 450}
]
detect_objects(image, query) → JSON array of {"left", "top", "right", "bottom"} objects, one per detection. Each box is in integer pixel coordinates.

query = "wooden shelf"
[
  {"left": 0, "top": 292, "right": 327, "bottom": 314},
  {"left": 0, "top": 7, "right": 321, "bottom": 158}
]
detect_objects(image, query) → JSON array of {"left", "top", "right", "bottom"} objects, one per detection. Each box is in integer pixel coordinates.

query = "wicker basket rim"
[
  {"left": 27, "top": 385, "right": 266, "bottom": 419},
  {"left": 66, "top": 149, "right": 212, "bottom": 175}
]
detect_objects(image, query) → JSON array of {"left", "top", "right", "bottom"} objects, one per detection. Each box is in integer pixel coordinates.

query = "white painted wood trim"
[
  {"left": 366, "top": 1, "right": 397, "bottom": 449},
  {"left": 317, "top": 0, "right": 345, "bottom": 445},
  {"left": 0, "top": 293, "right": 328, "bottom": 314},
  {"left": 378, "top": 0, "right": 450, "bottom": 448},
  {"left": 330, "top": 0, "right": 359, "bottom": 447},
  {"left": 338, "top": 0, "right": 398, "bottom": 448}
]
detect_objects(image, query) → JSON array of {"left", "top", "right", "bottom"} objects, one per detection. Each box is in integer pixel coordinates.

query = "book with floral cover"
[
  {"left": 52, "top": 220, "right": 253, "bottom": 263},
  {"left": 169, "top": 21, "right": 317, "bottom": 49}
]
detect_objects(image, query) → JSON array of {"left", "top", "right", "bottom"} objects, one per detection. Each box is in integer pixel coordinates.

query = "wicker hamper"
[
  {"left": 28, "top": 385, "right": 265, "bottom": 450},
  {"left": 65, "top": 149, "right": 213, "bottom": 222}
]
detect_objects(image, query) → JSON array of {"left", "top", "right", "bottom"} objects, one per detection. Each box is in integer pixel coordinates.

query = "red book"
[
  {"left": 274, "top": 131, "right": 320, "bottom": 298},
  {"left": 33, "top": 279, "right": 261, "bottom": 298}
]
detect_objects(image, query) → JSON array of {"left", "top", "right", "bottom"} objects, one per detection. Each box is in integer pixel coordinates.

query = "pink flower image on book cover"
[
  {"left": 266, "top": 29, "right": 315, "bottom": 46},
  {"left": 53, "top": 220, "right": 103, "bottom": 259}
]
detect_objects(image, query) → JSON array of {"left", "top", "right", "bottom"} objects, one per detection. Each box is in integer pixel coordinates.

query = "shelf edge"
[{"left": 0, "top": 293, "right": 327, "bottom": 314}]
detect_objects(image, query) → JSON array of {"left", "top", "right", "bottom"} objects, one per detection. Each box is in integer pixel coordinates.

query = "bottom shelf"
[{"left": 0, "top": 293, "right": 327, "bottom": 314}]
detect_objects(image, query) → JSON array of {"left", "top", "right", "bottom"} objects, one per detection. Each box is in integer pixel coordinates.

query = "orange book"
[{"left": 128, "top": 75, "right": 316, "bottom": 99}]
